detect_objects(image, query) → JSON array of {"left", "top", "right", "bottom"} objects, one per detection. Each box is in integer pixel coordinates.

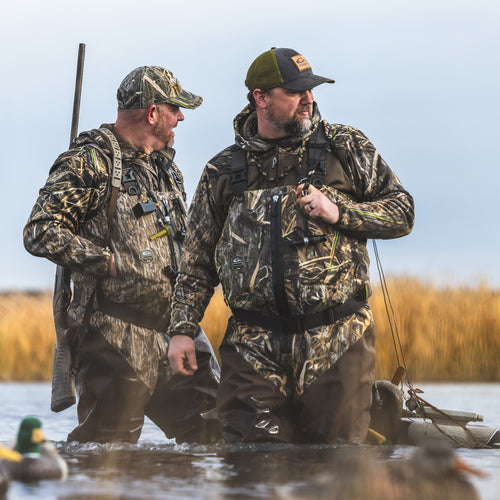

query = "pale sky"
[{"left": 1, "top": 0, "right": 499, "bottom": 290}]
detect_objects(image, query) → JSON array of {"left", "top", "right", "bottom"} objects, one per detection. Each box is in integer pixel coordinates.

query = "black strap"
[
  {"left": 95, "top": 292, "right": 167, "bottom": 331},
  {"left": 230, "top": 145, "right": 247, "bottom": 200},
  {"left": 153, "top": 152, "right": 176, "bottom": 190},
  {"left": 230, "top": 124, "right": 328, "bottom": 197},
  {"left": 232, "top": 296, "right": 367, "bottom": 335},
  {"left": 306, "top": 124, "right": 328, "bottom": 189},
  {"left": 270, "top": 194, "right": 291, "bottom": 318}
]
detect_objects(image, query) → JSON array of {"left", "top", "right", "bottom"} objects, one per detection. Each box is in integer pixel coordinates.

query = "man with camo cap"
[
  {"left": 24, "top": 66, "right": 220, "bottom": 444},
  {"left": 167, "top": 48, "right": 414, "bottom": 444}
]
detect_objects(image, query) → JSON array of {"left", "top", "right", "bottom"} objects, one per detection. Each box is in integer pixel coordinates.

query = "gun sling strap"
[
  {"left": 75, "top": 128, "right": 122, "bottom": 324},
  {"left": 99, "top": 127, "right": 123, "bottom": 240}
]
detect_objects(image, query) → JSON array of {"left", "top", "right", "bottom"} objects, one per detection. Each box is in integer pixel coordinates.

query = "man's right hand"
[{"left": 168, "top": 335, "right": 198, "bottom": 375}]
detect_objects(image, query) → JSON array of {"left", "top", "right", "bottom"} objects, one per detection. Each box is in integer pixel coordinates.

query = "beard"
[
  {"left": 266, "top": 104, "right": 313, "bottom": 137},
  {"left": 165, "top": 133, "right": 175, "bottom": 148},
  {"left": 153, "top": 112, "right": 175, "bottom": 148}
]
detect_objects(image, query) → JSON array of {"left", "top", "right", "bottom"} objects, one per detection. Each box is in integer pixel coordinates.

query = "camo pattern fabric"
[
  {"left": 215, "top": 185, "right": 368, "bottom": 314},
  {"left": 117, "top": 66, "right": 203, "bottom": 110},
  {"left": 24, "top": 125, "right": 187, "bottom": 391},
  {"left": 169, "top": 103, "right": 414, "bottom": 392},
  {"left": 224, "top": 305, "right": 373, "bottom": 398}
]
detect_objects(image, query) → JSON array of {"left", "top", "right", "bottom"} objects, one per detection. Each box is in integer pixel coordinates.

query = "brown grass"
[
  {"left": 371, "top": 277, "right": 500, "bottom": 382},
  {"left": 0, "top": 291, "right": 55, "bottom": 380},
  {"left": 1, "top": 278, "right": 499, "bottom": 382}
]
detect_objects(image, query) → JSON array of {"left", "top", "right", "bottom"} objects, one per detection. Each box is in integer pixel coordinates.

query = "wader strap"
[
  {"left": 96, "top": 292, "right": 167, "bottom": 331},
  {"left": 306, "top": 123, "right": 327, "bottom": 189},
  {"left": 270, "top": 194, "right": 292, "bottom": 318},
  {"left": 230, "top": 145, "right": 247, "bottom": 200},
  {"left": 232, "top": 296, "right": 367, "bottom": 335}
]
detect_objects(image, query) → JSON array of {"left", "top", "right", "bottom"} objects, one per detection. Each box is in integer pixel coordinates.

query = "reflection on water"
[{"left": 1, "top": 383, "right": 500, "bottom": 500}]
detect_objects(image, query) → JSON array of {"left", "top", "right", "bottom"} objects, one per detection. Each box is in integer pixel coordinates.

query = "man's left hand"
[
  {"left": 296, "top": 183, "right": 339, "bottom": 224},
  {"left": 168, "top": 335, "right": 198, "bottom": 376}
]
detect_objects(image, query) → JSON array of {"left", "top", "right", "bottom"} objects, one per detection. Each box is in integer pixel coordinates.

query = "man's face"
[
  {"left": 264, "top": 87, "right": 314, "bottom": 136},
  {"left": 153, "top": 103, "right": 184, "bottom": 148}
]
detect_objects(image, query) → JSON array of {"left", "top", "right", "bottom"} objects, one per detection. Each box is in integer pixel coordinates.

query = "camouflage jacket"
[
  {"left": 168, "top": 104, "right": 414, "bottom": 338},
  {"left": 24, "top": 125, "right": 187, "bottom": 386}
]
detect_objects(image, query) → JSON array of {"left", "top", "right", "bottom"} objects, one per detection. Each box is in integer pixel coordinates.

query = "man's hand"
[
  {"left": 296, "top": 183, "right": 339, "bottom": 224},
  {"left": 168, "top": 335, "right": 198, "bottom": 375}
]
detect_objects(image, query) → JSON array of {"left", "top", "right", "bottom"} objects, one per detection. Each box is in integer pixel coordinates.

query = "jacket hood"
[{"left": 233, "top": 102, "right": 322, "bottom": 153}]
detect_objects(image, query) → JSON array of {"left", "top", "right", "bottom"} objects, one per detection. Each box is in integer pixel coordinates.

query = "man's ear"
[
  {"left": 146, "top": 104, "right": 157, "bottom": 125},
  {"left": 253, "top": 89, "right": 268, "bottom": 109}
]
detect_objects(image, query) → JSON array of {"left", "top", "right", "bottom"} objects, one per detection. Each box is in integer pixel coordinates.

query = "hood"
[{"left": 233, "top": 102, "right": 322, "bottom": 153}]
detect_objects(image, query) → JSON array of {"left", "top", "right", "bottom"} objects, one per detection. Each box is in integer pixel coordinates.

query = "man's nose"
[
  {"left": 177, "top": 109, "right": 185, "bottom": 122},
  {"left": 300, "top": 90, "right": 314, "bottom": 104}
]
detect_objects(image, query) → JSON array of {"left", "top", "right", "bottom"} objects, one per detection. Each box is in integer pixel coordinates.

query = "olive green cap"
[
  {"left": 117, "top": 66, "right": 202, "bottom": 110},
  {"left": 245, "top": 48, "right": 334, "bottom": 91}
]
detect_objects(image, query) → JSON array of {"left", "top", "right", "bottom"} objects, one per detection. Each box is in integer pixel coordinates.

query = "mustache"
[{"left": 297, "top": 105, "right": 312, "bottom": 114}]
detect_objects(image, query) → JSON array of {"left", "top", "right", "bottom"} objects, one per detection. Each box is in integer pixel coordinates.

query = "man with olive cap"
[
  {"left": 167, "top": 49, "right": 414, "bottom": 444},
  {"left": 24, "top": 66, "right": 221, "bottom": 444}
]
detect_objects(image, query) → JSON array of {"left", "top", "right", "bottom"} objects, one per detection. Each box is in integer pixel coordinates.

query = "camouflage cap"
[
  {"left": 117, "top": 66, "right": 202, "bottom": 110},
  {"left": 245, "top": 48, "right": 334, "bottom": 91}
]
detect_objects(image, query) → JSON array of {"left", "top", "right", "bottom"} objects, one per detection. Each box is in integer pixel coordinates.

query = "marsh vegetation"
[{"left": 1, "top": 278, "right": 498, "bottom": 381}]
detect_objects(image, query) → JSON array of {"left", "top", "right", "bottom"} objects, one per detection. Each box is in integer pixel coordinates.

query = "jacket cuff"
[{"left": 167, "top": 321, "right": 199, "bottom": 339}]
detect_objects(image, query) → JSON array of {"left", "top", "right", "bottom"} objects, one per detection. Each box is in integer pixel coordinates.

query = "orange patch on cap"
[{"left": 291, "top": 54, "right": 312, "bottom": 72}]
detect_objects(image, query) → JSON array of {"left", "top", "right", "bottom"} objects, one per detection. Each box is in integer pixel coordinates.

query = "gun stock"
[{"left": 51, "top": 43, "right": 85, "bottom": 412}]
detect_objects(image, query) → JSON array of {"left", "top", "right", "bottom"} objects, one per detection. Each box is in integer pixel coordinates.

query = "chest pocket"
[
  {"left": 215, "top": 186, "right": 288, "bottom": 314},
  {"left": 111, "top": 157, "right": 187, "bottom": 287},
  {"left": 215, "top": 183, "right": 362, "bottom": 315}
]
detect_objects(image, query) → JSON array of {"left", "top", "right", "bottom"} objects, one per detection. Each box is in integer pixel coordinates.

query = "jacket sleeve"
[
  {"left": 23, "top": 147, "right": 112, "bottom": 276},
  {"left": 168, "top": 165, "right": 224, "bottom": 338},
  {"left": 330, "top": 125, "right": 415, "bottom": 240}
]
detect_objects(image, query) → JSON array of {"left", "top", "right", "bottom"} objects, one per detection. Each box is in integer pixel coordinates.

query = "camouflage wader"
[
  {"left": 24, "top": 125, "right": 220, "bottom": 444},
  {"left": 214, "top": 179, "right": 375, "bottom": 443},
  {"left": 169, "top": 104, "right": 414, "bottom": 444}
]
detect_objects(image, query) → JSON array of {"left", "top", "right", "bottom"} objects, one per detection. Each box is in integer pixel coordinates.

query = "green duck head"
[{"left": 14, "top": 416, "right": 46, "bottom": 455}]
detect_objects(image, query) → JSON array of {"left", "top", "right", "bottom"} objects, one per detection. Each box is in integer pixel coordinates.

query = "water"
[{"left": 1, "top": 382, "right": 499, "bottom": 499}]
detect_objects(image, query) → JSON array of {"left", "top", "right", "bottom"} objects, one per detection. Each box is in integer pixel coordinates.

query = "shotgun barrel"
[{"left": 51, "top": 43, "right": 86, "bottom": 413}]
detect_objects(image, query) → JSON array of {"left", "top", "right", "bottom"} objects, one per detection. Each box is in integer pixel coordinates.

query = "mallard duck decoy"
[
  {"left": 389, "top": 439, "right": 484, "bottom": 500},
  {"left": 0, "top": 416, "right": 67, "bottom": 482},
  {"left": 276, "top": 440, "right": 482, "bottom": 500}
]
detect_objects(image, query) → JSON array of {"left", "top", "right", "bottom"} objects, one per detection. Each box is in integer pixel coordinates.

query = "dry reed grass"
[
  {"left": 372, "top": 277, "right": 500, "bottom": 382},
  {"left": 0, "top": 291, "right": 54, "bottom": 380},
  {"left": 0, "top": 278, "right": 498, "bottom": 381}
]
